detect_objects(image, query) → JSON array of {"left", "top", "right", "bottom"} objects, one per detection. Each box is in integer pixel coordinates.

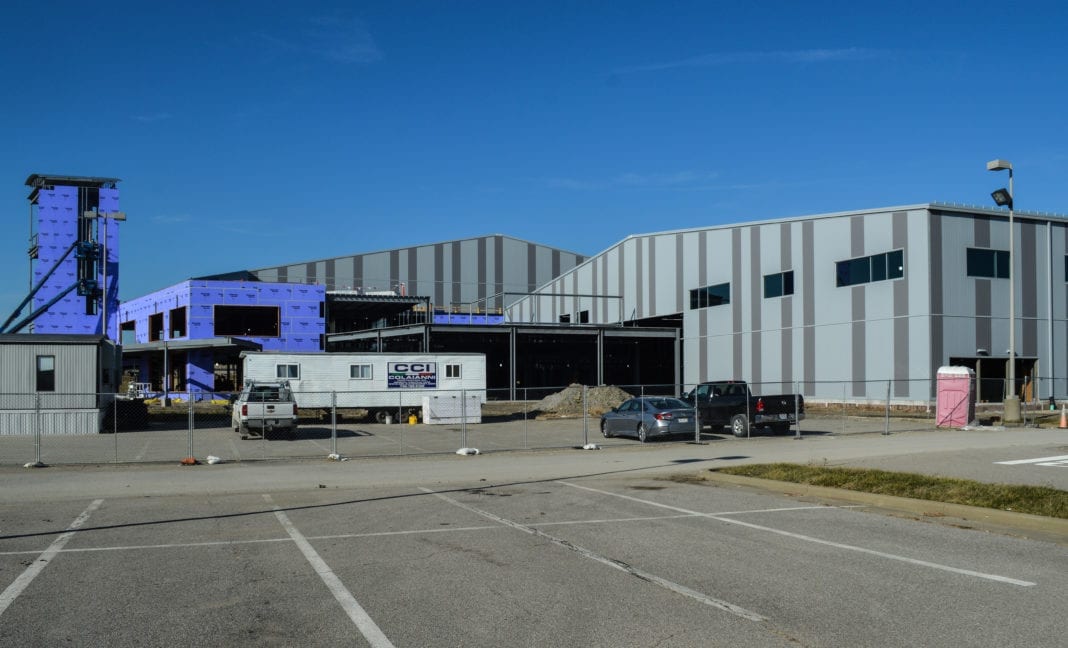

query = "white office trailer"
[{"left": 240, "top": 351, "right": 486, "bottom": 423}]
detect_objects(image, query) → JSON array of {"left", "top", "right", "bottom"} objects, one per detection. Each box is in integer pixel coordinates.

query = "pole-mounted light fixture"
[
  {"left": 991, "top": 188, "right": 1013, "bottom": 208},
  {"left": 986, "top": 158, "right": 1018, "bottom": 424}
]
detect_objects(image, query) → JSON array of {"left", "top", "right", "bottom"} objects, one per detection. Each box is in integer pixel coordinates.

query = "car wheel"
[
  {"left": 731, "top": 414, "right": 749, "bottom": 438},
  {"left": 637, "top": 423, "right": 648, "bottom": 443},
  {"left": 374, "top": 409, "right": 391, "bottom": 424},
  {"left": 601, "top": 420, "right": 612, "bottom": 438}
]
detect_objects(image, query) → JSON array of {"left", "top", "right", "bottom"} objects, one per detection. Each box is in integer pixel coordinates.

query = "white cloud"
[
  {"left": 305, "top": 15, "right": 382, "bottom": 64},
  {"left": 255, "top": 15, "right": 382, "bottom": 65},
  {"left": 618, "top": 47, "right": 885, "bottom": 74},
  {"left": 133, "top": 112, "right": 173, "bottom": 123},
  {"left": 150, "top": 214, "right": 191, "bottom": 224},
  {"left": 544, "top": 171, "right": 720, "bottom": 191}
]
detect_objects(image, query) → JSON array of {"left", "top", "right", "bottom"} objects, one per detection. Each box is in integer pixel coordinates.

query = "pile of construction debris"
[{"left": 534, "top": 384, "right": 632, "bottom": 418}]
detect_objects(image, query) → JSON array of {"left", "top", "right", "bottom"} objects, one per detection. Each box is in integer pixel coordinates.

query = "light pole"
[{"left": 987, "top": 158, "right": 1019, "bottom": 424}]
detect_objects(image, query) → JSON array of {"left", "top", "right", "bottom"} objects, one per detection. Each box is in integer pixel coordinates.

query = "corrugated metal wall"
[
  {"left": 0, "top": 343, "right": 97, "bottom": 399},
  {"left": 506, "top": 206, "right": 1068, "bottom": 402},
  {"left": 251, "top": 235, "right": 585, "bottom": 311}
]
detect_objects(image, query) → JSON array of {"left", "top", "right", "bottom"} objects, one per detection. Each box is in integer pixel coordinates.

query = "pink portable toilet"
[{"left": 936, "top": 366, "right": 976, "bottom": 428}]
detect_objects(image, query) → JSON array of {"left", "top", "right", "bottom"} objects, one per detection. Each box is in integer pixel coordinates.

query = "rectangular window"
[
  {"left": 578, "top": 310, "right": 590, "bottom": 323},
  {"left": 763, "top": 271, "right": 795, "bottom": 298},
  {"left": 276, "top": 364, "right": 299, "bottom": 379},
  {"left": 559, "top": 314, "right": 571, "bottom": 323},
  {"left": 149, "top": 312, "right": 164, "bottom": 342},
  {"left": 836, "top": 250, "right": 904, "bottom": 287},
  {"left": 445, "top": 363, "right": 461, "bottom": 379},
  {"left": 349, "top": 364, "right": 372, "bottom": 379},
  {"left": 967, "top": 248, "right": 1010, "bottom": 279},
  {"left": 36, "top": 355, "right": 55, "bottom": 392},
  {"left": 214, "top": 305, "right": 281, "bottom": 337},
  {"left": 689, "top": 282, "right": 730, "bottom": 309},
  {"left": 120, "top": 320, "right": 136, "bottom": 345},
  {"left": 169, "top": 306, "right": 187, "bottom": 338}
]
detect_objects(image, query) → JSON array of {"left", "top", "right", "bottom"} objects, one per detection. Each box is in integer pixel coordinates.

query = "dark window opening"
[
  {"left": 36, "top": 355, "right": 55, "bottom": 392},
  {"left": 689, "top": 282, "right": 730, "bottom": 309},
  {"left": 836, "top": 250, "right": 904, "bottom": 287},
  {"left": 214, "top": 305, "right": 281, "bottom": 337},
  {"left": 968, "top": 248, "right": 1010, "bottom": 279},
  {"left": 169, "top": 306, "right": 187, "bottom": 338},
  {"left": 149, "top": 313, "right": 164, "bottom": 342},
  {"left": 764, "top": 271, "right": 795, "bottom": 298},
  {"left": 578, "top": 310, "right": 590, "bottom": 323},
  {"left": 559, "top": 314, "right": 571, "bottom": 323}
]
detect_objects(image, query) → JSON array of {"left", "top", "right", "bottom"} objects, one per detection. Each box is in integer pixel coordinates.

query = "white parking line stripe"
[
  {"left": 0, "top": 505, "right": 866, "bottom": 559},
  {"left": 559, "top": 481, "right": 1036, "bottom": 587},
  {"left": 996, "top": 454, "right": 1068, "bottom": 465},
  {"left": 0, "top": 499, "right": 103, "bottom": 618},
  {"left": 420, "top": 487, "right": 767, "bottom": 622},
  {"left": 263, "top": 495, "right": 395, "bottom": 648}
]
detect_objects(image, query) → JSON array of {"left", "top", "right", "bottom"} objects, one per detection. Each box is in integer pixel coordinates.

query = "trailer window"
[
  {"left": 276, "top": 364, "right": 299, "bottom": 379},
  {"left": 350, "top": 364, "right": 372, "bottom": 379},
  {"left": 36, "top": 355, "right": 55, "bottom": 392},
  {"left": 445, "top": 363, "right": 461, "bottom": 379}
]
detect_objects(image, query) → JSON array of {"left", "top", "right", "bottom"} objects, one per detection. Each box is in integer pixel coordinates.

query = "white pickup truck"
[{"left": 231, "top": 380, "right": 299, "bottom": 439}]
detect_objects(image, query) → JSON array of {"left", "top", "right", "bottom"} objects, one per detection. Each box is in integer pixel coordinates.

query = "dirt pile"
[{"left": 535, "top": 384, "right": 632, "bottom": 418}]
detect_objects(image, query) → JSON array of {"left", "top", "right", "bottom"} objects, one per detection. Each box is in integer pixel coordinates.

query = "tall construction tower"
[{"left": 1, "top": 174, "right": 124, "bottom": 337}]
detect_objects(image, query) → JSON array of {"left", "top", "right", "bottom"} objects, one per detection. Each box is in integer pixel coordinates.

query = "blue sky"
[{"left": 2, "top": 0, "right": 1067, "bottom": 318}]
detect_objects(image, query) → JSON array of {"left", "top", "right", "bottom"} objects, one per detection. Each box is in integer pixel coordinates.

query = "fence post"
[
  {"left": 331, "top": 391, "right": 337, "bottom": 456},
  {"left": 883, "top": 380, "right": 891, "bottom": 435},
  {"left": 461, "top": 388, "right": 468, "bottom": 449},
  {"left": 34, "top": 393, "right": 42, "bottom": 466},
  {"left": 582, "top": 385, "right": 589, "bottom": 447},
  {"left": 794, "top": 383, "right": 802, "bottom": 440},
  {"left": 112, "top": 395, "right": 118, "bottom": 462},
  {"left": 188, "top": 393, "right": 195, "bottom": 458},
  {"left": 693, "top": 384, "right": 701, "bottom": 444}
]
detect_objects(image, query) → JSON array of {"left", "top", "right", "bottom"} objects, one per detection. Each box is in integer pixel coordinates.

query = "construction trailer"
[
  {"left": 0, "top": 334, "right": 120, "bottom": 435},
  {"left": 239, "top": 351, "right": 486, "bottom": 423}
]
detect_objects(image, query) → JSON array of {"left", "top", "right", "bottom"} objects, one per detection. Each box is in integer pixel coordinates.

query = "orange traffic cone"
[{"left": 1059, "top": 406, "right": 1067, "bottom": 429}]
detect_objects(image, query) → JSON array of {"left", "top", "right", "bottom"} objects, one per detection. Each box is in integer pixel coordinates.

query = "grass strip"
[{"left": 715, "top": 463, "right": 1068, "bottom": 519}]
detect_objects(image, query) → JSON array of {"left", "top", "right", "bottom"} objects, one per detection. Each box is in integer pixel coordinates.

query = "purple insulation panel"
[
  {"left": 119, "top": 279, "right": 326, "bottom": 391},
  {"left": 32, "top": 186, "right": 82, "bottom": 333},
  {"left": 29, "top": 184, "right": 121, "bottom": 337},
  {"left": 186, "top": 349, "right": 215, "bottom": 396}
]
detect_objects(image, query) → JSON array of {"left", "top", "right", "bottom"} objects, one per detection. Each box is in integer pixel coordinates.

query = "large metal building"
[
  {"left": 505, "top": 203, "right": 1068, "bottom": 404},
  {"left": 250, "top": 234, "right": 587, "bottom": 313}
]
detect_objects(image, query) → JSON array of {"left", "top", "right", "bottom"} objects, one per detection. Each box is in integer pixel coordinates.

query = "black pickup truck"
[{"left": 682, "top": 380, "right": 804, "bottom": 437}]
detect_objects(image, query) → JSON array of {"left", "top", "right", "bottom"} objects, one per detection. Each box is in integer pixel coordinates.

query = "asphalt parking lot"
[{"left": 1, "top": 426, "right": 1066, "bottom": 647}]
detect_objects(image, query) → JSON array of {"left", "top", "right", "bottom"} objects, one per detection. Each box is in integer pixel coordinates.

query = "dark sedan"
[{"left": 600, "top": 397, "right": 696, "bottom": 442}]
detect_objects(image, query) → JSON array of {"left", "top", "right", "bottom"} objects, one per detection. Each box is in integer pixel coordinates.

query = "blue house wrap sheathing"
[{"left": 118, "top": 280, "right": 325, "bottom": 394}]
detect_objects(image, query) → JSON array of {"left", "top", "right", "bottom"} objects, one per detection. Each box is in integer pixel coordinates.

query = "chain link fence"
[{"left": 0, "top": 374, "right": 1056, "bottom": 466}]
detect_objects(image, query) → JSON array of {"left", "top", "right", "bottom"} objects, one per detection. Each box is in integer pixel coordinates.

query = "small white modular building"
[
  {"left": 0, "top": 334, "right": 120, "bottom": 435},
  {"left": 240, "top": 352, "right": 487, "bottom": 423}
]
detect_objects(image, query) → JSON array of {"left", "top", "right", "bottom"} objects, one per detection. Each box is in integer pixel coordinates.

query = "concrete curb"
[{"left": 695, "top": 470, "right": 1068, "bottom": 540}]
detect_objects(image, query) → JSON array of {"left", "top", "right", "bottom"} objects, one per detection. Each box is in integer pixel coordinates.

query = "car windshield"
[{"left": 647, "top": 398, "right": 689, "bottom": 410}]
